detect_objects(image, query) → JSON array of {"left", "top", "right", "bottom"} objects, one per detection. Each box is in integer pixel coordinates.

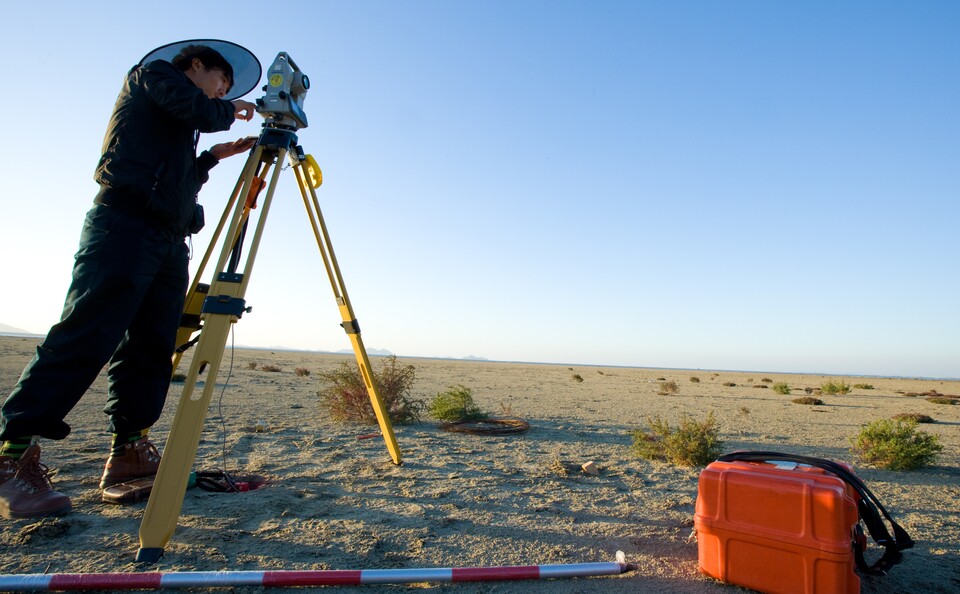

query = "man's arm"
[{"left": 140, "top": 61, "right": 235, "bottom": 132}]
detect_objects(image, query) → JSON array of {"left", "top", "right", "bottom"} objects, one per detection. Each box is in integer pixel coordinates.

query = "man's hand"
[
  {"left": 210, "top": 137, "right": 257, "bottom": 160},
  {"left": 232, "top": 100, "right": 257, "bottom": 121}
]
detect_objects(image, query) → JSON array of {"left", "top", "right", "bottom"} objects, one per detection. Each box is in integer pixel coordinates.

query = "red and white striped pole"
[{"left": 0, "top": 553, "right": 635, "bottom": 591}]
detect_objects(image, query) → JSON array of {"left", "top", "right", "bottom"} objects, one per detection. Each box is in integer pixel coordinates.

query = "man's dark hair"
[{"left": 172, "top": 45, "right": 234, "bottom": 88}]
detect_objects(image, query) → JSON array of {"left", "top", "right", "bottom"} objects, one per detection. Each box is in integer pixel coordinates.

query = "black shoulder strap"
[{"left": 715, "top": 451, "right": 913, "bottom": 575}]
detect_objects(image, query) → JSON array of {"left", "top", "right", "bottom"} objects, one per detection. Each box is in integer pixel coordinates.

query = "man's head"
[{"left": 172, "top": 45, "right": 234, "bottom": 99}]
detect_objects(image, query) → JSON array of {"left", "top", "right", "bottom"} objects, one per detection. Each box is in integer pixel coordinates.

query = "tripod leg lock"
[
  {"left": 202, "top": 295, "right": 249, "bottom": 318},
  {"left": 340, "top": 319, "right": 360, "bottom": 335}
]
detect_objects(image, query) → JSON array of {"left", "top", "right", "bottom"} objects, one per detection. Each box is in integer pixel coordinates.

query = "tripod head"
[{"left": 256, "top": 52, "right": 310, "bottom": 130}]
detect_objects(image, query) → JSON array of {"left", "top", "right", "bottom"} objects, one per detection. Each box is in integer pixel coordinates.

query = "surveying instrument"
[{"left": 135, "top": 52, "right": 402, "bottom": 562}]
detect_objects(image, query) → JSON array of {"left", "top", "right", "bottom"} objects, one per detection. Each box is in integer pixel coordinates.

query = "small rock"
[{"left": 581, "top": 461, "right": 600, "bottom": 476}]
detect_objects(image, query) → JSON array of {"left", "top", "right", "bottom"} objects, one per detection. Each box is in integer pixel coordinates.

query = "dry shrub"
[
  {"left": 792, "top": 397, "right": 824, "bottom": 405},
  {"left": 572, "top": 374, "right": 584, "bottom": 383},
  {"left": 549, "top": 450, "right": 571, "bottom": 476},
  {"left": 690, "top": 376, "right": 700, "bottom": 383},
  {"left": 317, "top": 355, "right": 422, "bottom": 425},
  {"left": 905, "top": 389, "right": 957, "bottom": 400},
  {"left": 261, "top": 364, "right": 282, "bottom": 373},
  {"left": 926, "top": 396, "right": 958, "bottom": 405},
  {"left": 246, "top": 362, "right": 258, "bottom": 370},
  {"left": 723, "top": 382, "right": 737, "bottom": 387},
  {"left": 892, "top": 413, "right": 934, "bottom": 424},
  {"left": 658, "top": 381, "right": 679, "bottom": 395},
  {"left": 294, "top": 367, "right": 311, "bottom": 377}
]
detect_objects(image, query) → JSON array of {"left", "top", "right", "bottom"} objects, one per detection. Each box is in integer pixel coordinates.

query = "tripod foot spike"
[{"left": 135, "top": 548, "right": 164, "bottom": 564}]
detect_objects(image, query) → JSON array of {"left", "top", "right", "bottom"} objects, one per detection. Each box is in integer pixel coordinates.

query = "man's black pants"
[{"left": 0, "top": 204, "right": 189, "bottom": 441}]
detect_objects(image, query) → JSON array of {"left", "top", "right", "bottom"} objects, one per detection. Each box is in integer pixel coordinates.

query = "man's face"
[{"left": 187, "top": 60, "right": 232, "bottom": 99}]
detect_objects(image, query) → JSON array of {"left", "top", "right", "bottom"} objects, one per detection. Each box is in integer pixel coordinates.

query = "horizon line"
[{"left": 1, "top": 332, "right": 956, "bottom": 382}]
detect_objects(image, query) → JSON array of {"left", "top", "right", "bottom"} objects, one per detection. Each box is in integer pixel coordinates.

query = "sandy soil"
[{"left": 0, "top": 335, "right": 958, "bottom": 593}]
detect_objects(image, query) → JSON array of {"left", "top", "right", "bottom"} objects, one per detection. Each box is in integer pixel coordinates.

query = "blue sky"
[{"left": 1, "top": 1, "right": 957, "bottom": 378}]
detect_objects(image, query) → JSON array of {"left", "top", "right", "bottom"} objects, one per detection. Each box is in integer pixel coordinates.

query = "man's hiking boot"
[
  {"left": 0, "top": 445, "right": 72, "bottom": 519},
  {"left": 100, "top": 438, "right": 161, "bottom": 489}
]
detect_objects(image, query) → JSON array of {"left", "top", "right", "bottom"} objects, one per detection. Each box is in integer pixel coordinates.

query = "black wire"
[
  {"left": 211, "top": 327, "right": 238, "bottom": 491},
  {"left": 439, "top": 417, "right": 531, "bottom": 435}
]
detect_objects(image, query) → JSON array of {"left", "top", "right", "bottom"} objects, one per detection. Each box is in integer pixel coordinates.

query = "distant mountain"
[
  {"left": 0, "top": 322, "right": 35, "bottom": 335},
  {"left": 336, "top": 347, "right": 395, "bottom": 357},
  {"left": 462, "top": 355, "right": 490, "bottom": 361}
]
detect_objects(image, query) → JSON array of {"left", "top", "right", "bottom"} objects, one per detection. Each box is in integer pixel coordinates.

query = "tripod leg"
[
  {"left": 293, "top": 164, "right": 402, "bottom": 465},
  {"left": 171, "top": 283, "right": 208, "bottom": 371},
  {"left": 170, "top": 147, "right": 263, "bottom": 373},
  {"left": 136, "top": 275, "right": 245, "bottom": 562},
  {"left": 137, "top": 147, "right": 272, "bottom": 562},
  {"left": 339, "top": 303, "right": 403, "bottom": 466}
]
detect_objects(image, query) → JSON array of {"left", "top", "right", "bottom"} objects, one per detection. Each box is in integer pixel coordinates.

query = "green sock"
[
  {"left": 111, "top": 429, "right": 149, "bottom": 455},
  {"left": 0, "top": 437, "right": 34, "bottom": 460}
]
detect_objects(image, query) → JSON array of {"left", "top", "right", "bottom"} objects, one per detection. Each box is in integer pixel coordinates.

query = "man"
[{"left": 0, "top": 41, "right": 261, "bottom": 519}]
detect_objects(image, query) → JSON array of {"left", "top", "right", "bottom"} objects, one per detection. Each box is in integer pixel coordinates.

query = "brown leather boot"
[
  {"left": 0, "top": 445, "right": 72, "bottom": 519},
  {"left": 99, "top": 438, "right": 161, "bottom": 489}
]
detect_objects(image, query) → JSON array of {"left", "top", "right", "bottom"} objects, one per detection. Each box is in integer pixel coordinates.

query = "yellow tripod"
[{"left": 136, "top": 57, "right": 401, "bottom": 562}]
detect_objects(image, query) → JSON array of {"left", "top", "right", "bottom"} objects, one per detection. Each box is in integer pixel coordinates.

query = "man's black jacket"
[{"left": 94, "top": 60, "right": 236, "bottom": 237}]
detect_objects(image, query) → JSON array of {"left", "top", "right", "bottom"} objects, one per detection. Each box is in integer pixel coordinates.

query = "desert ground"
[{"left": 0, "top": 334, "right": 957, "bottom": 593}]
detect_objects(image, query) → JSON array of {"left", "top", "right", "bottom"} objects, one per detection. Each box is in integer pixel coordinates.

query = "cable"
[
  {"left": 439, "top": 416, "right": 531, "bottom": 436},
  {"left": 205, "top": 326, "right": 239, "bottom": 492}
]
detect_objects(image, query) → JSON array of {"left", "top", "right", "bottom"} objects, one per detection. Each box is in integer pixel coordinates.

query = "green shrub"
[
  {"left": 632, "top": 412, "right": 723, "bottom": 467},
  {"left": 850, "top": 418, "right": 943, "bottom": 470},
  {"left": 772, "top": 382, "right": 791, "bottom": 395},
  {"left": 821, "top": 379, "right": 851, "bottom": 395},
  {"left": 853, "top": 383, "right": 875, "bottom": 390},
  {"left": 926, "top": 396, "right": 957, "bottom": 405},
  {"left": 317, "top": 355, "right": 422, "bottom": 425},
  {"left": 428, "top": 385, "right": 487, "bottom": 422}
]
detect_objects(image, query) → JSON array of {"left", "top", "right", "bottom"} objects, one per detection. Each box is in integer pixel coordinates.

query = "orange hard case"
[{"left": 695, "top": 459, "right": 861, "bottom": 594}]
